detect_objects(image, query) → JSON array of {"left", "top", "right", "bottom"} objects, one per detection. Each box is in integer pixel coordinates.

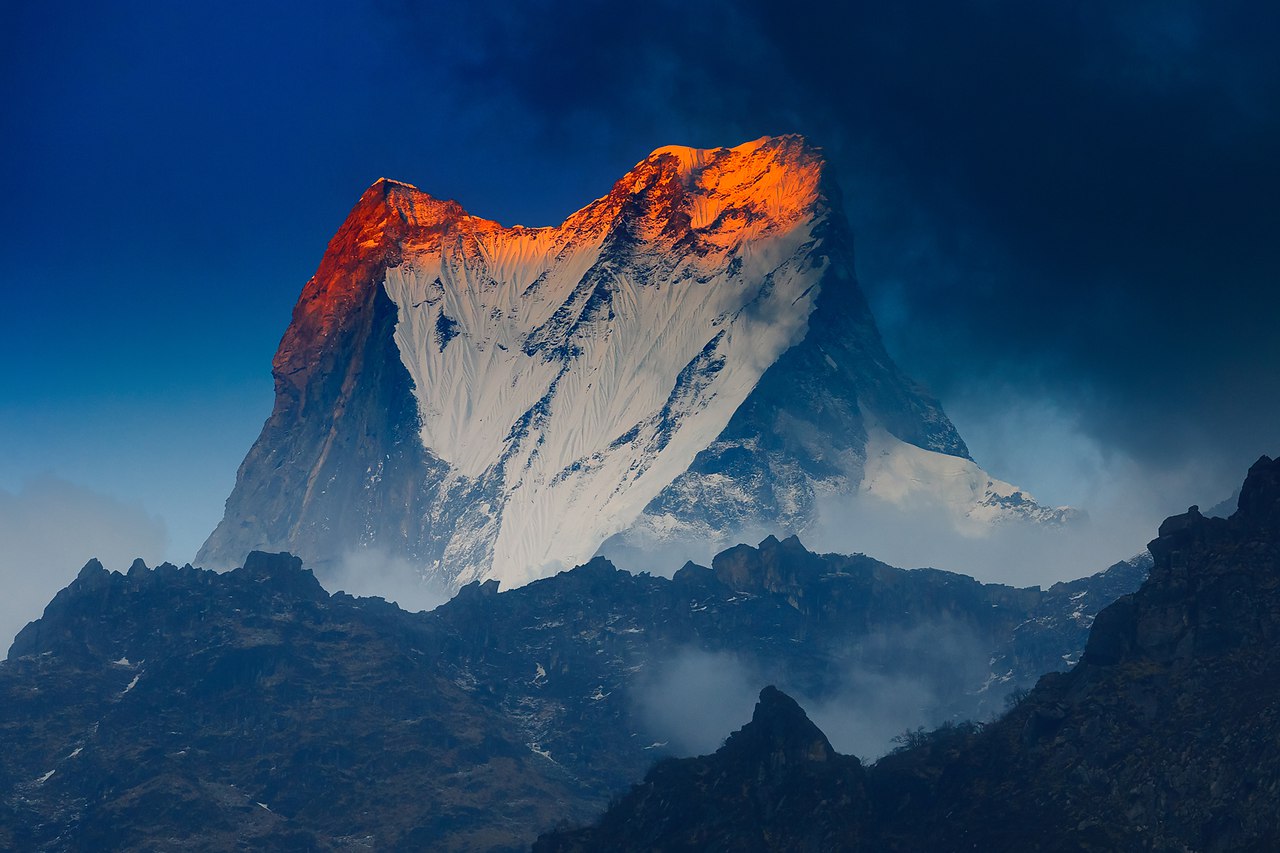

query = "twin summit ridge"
[{"left": 199, "top": 135, "right": 1073, "bottom": 591}]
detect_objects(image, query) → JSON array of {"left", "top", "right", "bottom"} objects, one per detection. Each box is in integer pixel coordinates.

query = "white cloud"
[
  {"left": 318, "top": 547, "right": 451, "bottom": 613},
  {"left": 635, "top": 624, "right": 993, "bottom": 762},
  {"left": 634, "top": 649, "right": 760, "bottom": 756}
]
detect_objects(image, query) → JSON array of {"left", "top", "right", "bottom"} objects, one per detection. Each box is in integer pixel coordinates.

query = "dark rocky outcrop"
[
  {"left": 0, "top": 534, "right": 1141, "bottom": 850},
  {"left": 535, "top": 686, "right": 868, "bottom": 853},
  {"left": 537, "top": 456, "right": 1280, "bottom": 851},
  {"left": 2, "top": 552, "right": 581, "bottom": 852}
]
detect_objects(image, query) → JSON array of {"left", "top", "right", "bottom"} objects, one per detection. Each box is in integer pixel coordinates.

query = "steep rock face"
[
  {"left": 199, "top": 136, "right": 1069, "bottom": 589},
  {"left": 537, "top": 455, "right": 1280, "bottom": 851},
  {"left": 198, "top": 180, "right": 449, "bottom": 577}
]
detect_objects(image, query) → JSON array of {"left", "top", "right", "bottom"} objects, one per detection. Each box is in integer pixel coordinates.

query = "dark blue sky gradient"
[{"left": 2, "top": 1, "right": 1277, "bottom": 566}]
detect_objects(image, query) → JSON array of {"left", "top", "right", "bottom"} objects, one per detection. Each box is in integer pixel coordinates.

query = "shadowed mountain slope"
[
  {"left": 0, "top": 533, "right": 1144, "bottom": 850},
  {"left": 537, "top": 455, "right": 1280, "bottom": 851}
]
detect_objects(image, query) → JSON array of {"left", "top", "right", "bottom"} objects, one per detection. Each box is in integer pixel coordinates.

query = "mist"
[
  {"left": 801, "top": 622, "right": 991, "bottom": 760},
  {"left": 634, "top": 649, "right": 760, "bottom": 755},
  {"left": 803, "top": 392, "right": 1244, "bottom": 588},
  {"left": 316, "top": 547, "right": 452, "bottom": 613},
  {"left": 807, "top": 494, "right": 1138, "bottom": 589},
  {"left": 635, "top": 620, "right": 995, "bottom": 762},
  {"left": 0, "top": 475, "right": 168, "bottom": 655}
]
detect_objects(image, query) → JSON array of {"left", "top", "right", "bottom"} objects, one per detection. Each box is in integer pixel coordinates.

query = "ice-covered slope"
[
  {"left": 383, "top": 139, "right": 832, "bottom": 583},
  {"left": 198, "top": 136, "right": 1072, "bottom": 588}
]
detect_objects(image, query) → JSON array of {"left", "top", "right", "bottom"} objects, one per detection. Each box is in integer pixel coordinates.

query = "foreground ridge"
[
  {"left": 0, "top": 536, "right": 1140, "bottom": 849},
  {"left": 536, "top": 455, "right": 1280, "bottom": 851},
  {"left": 535, "top": 686, "right": 869, "bottom": 852}
]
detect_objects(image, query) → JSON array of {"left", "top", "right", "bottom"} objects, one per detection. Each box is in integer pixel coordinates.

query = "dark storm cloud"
[{"left": 394, "top": 0, "right": 1280, "bottom": 491}]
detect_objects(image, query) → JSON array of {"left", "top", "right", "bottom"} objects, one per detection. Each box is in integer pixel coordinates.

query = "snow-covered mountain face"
[{"left": 198, "top": 136, "right": 1074, "bottom": 588}]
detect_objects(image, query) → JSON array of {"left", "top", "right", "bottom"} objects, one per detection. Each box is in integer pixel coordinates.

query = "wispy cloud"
[
  {"left": 317, "top": 547, "right": 451, "bottom": 613},
  {"left": 635, "top": 620, "right": 994, "bottom": 762}
]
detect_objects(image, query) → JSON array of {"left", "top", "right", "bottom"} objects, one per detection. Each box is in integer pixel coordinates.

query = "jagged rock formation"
[
  {"left": 1, "top": 553, "right": 584, "bottom": 852},
  {"left": 535, "top": 686, "right": 869, "bottom": 852},
  {"left": 537, "top": 455, "right": 1280, "bottom": 852},
  {"left": 198, "top": 136, "right": 1072, "bottom": 589},
  {"left": 0, "top": 538, "right": 1136, "bottom": 850}
]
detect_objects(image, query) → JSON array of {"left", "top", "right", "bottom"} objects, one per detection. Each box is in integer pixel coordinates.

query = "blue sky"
[{"left": 2, "top": 0, "right": 1277, "bottom": 593}]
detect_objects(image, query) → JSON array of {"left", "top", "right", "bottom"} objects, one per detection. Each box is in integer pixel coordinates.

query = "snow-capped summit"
[{"left": 198, "top": 136, "right": 1073, "bottom": 588}]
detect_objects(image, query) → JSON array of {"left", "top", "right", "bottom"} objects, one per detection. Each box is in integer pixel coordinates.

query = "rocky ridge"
[
  {"left": 0, "top": 537, "right": 1139, "bottom": 850},
  {"left": 537, "top": 456, "right": 1280, "bottom": 851},
  {"left": 535, "top": 686, "right": 869, "bottom": 853}
]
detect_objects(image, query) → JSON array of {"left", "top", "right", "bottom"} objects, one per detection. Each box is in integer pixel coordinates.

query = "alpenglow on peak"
[{"left": 199, "top": 136, "right": 1073, "bottom": 589}]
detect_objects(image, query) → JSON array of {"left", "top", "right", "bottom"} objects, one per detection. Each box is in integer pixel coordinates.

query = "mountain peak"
[
  {"left": 646, "top": 134, "right": 811, "bottom": 178},
  {"left": 200, "top": 135, "right": 1048, "bottom": 589},
  {"left": 533, "top": 681, "right": 866, "bottom": 851},
  {"left": 721, "top": 685, "right": 837, "bottom": 767},
  {"left": 711, "top": 535, "right": 828, "bottom": 600},
  {"left": 371, "top": 176, "right": 418, "bottom": 189},
  {"left": 1237, "top": 453, "right": 1280, "bottom": 524},
  {"left": 1080, "top": 453, "right": 1280, "bottom": 671},
  {"left": 234, "top": 551, "right": 329, "bottom": 602},
  {"left": 572, "top": 133, "right": 827, "bottom": 240},
  {"left": 75, "top": 557, "right": 106, "bottom": 582},
  {"left": 349, "top": 176, "right": 470, "bottom": 232}
]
